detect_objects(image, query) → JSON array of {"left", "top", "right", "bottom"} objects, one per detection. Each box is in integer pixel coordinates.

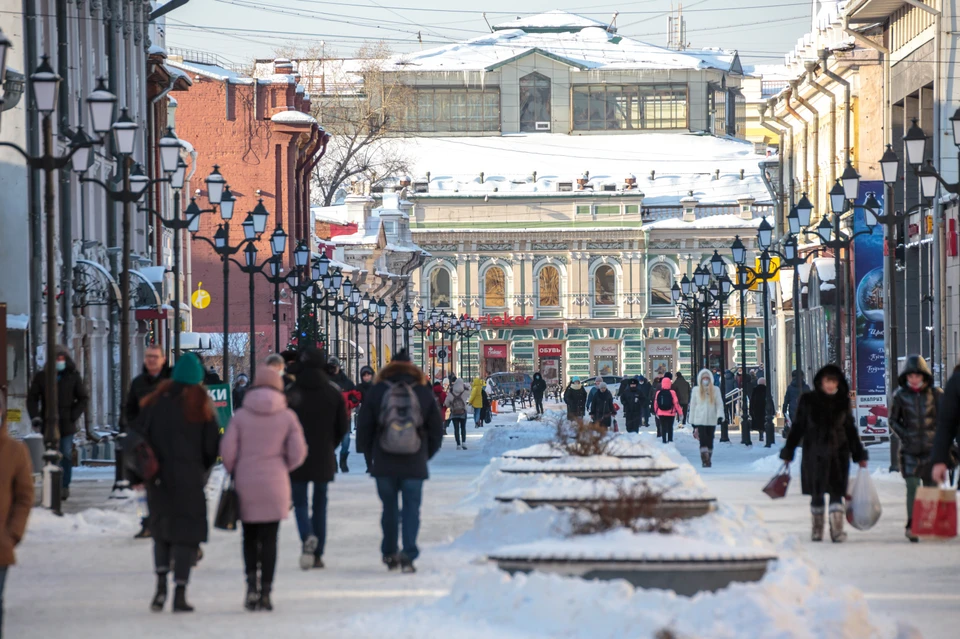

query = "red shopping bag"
[
  {"left": 762, "top": 463, "right": 791, "bottom": 499},
  {"left": 612, "top": 418, "right": 620, "bottom": 433},
  {"left": 911, "top": 487, "right": 958, "bottom": 541}
]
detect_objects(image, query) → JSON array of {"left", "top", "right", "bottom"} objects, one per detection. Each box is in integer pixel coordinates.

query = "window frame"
[
  {"left": 536, "top": 264, "right": 562, "bottom": 309},
  {"left": 402, "top": 86, "right": 501, "bottom": 134},
  {"left": 519, "top": 72, "right": 552, "bottom": 133},
  {"left": 428, "top": 266, "right": 452, "bottom": 309},
  {"left": 572, "top": 84, "right": 688, "bottom": 131},
  {"left": 483, "top": 265, "right": 508, "bottom": 309}
]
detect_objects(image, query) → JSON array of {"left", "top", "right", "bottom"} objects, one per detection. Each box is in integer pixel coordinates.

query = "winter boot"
[
  {"left": 313, "top": 556, "right": 325, "bottom": 569},
  {"left": 905, "top": 520, "right": 919, "bottom": 543},
  {"left": 150, "top": 573, "right": 168, "bottom": 612},
  {"left": 172, "top": 585, "right": 194, "bottom": 613},
  {"left": 134, "top": 518, "right": 152, "bottom": 539},
  {"left": 811, "top": 507, "right": 825, "bottom": 542},
  {"left": 399, "top": 553, "right": 416, "bottom": 574},
  {"left": 244, "top": 574, "right": 259, "bottom": 612},
  {"left": 829, "top": 504, "right": 847, "bottom": 543},
  {"left": 699, "top": 448, "right": 710, "bottom": 468},
  {"left": 339, "top": 452, "right": 349, "bottom": 473},
  {"left": 300, "top": 535, "right": 319, "bottom": 571},
  {"left": 705, "top": 450, "right": 713, "bottom": 468},
  {"left": 383, "top": 554, "right": 400, "bottom": 571},
  {"left": 259, "top": 583, "right": 273, "bottom": 611}
]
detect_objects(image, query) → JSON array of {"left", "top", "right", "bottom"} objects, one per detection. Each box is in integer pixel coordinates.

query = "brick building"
[{"left": 169, "top": 53, "right": 328, "bottom": 376}]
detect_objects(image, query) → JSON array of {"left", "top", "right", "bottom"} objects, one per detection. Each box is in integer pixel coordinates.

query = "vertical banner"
[
  {"left": 207, "top": 384, "right": 233, "bottom": 434},
  {"left": 853, "top": 182, "right": 888, "bottom": 442}
]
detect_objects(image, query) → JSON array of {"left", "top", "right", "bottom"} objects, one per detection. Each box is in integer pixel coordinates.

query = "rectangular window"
[
  {"left": 711, "top": 86, "right": 727, "bottom": 136},
  {"left": 625, "top": 204, "right": 639, "bottom": 214},
  {"left": 595, "top": 205, "right": 620, "bottom": 215},
  {"left": 573, "top": 84, "right": 687, "bottom": 131},
  {"left": 402, "top": 87, "right": 500, "bottom": 133},
  {"left": 576, "top": 205, "right": 591, "bottom": 216}
]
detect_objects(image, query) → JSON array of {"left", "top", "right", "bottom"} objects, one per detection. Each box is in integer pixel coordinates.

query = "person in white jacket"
[{"left": 687, "top": 368, "right": 725, "bottom": 467}]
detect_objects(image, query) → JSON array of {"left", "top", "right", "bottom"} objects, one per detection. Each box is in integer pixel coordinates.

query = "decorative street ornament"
[{"left": 191, "top": 282, "right": 211, "bottom": 309}]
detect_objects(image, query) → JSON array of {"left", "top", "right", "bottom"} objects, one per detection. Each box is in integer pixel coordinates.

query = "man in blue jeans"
[{"left": 356, "top": 350, "right": 443, "bottom": 573}]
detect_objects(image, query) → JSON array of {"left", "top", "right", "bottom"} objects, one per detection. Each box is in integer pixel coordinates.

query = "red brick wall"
[{"left": 174, "top": 73, "right": 319, "bottom": 361}]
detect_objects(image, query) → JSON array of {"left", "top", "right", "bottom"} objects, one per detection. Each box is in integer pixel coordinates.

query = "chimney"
[
  {"left": 737, "top": 196, "right": 756, "bottom": 220},
  {"left": 624, "top": 174, "right": 637, "bottom": 190},
  {"left": 345, "top": 192, "right": 375, "bottom": 228},
  {"left": 680, "top": 195, "right": 699, "bottom": 222},
  {"left": 273, "top": 58, "right": 294, "bottom": 75},
  {"left": 577, "top": 171, "right": 590, "bottom": 190},
  {"left": 399, "top": 175, "right": 412, "bottom": 188}
]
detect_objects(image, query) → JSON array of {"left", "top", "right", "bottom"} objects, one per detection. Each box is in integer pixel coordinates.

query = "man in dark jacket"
[
  {"left": 890, "top": 355, "right": 940, "bottom": 541},
  {"left": 637, "top": 376, "right": 653, "bottom": 428},
  {"left": 933, "top": 364, "right": 960, "bottom": 486},
  {"left": 357, "top": 366, "right": 375, "bottom": 472},
  {"left": 327, "top": 357, "right": 357, "bottom": 473},
  {"left": 672, "top": 372, "right": 691, "bottom": 425},
  {"left": 203, "top": 365, "right": 223, "bottom": 385},
  {"left": 531, "top": 372, "right": 547, "bottom": 415},
  {"left": 231, "top": 374, "right": 250, "bottom": 409},
  {"left": 782, "top": 370, "right": 810, "bottom": 437},
  {"left": 26, "top": 346, "right": 89, "bottom": 500},
  {"left": 125, "top": 344, "right": 171, "bottom": 538},
  {"left": 621, "top": 378, "right": 644, "bottom": 433},
  {"left": 563, "top": 377, "right": 587, "bottom": 420},
  {"left": 288, "top": 348, "right": 350, "bottom": 570},
  {"left": 355, "top": 350, "right": 443, "bottom": 574},
  {"left": 750, "top": 378, "right": 770, "bottom": 446}
]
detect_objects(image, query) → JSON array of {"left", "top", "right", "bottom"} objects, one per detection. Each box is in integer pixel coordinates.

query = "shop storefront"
[
  {"left": 646, "top": 341, "right": 676, "bottom": 377},
  {"left": 482, "top": 343, "right": 509, "bottom": 376},
  {"left": 591, "top": 342, "right": 621, "bottom": 377},
  {"left": 536, "top": 342, "right": 564, "bottom": 392}
]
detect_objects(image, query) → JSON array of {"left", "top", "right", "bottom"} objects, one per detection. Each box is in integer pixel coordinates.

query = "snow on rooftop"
[
  {"left": 312, "top": 204, "right": 350, "bottom": 225},
  {"left": 492, "top": 10, "right": 610, "bottom": 32},
  {"left": 168, "top": 59, "right": 255, "bottom": 85},
  {"left": 813, "top": 256, "right": 836, "bottom": 282},
  {"left": 643, "top": 214, "right": 764, "bottom": 231},
  {"left": 148, "top": 45, "right": 167, "bottom": 57},
  {"left": 403, "top": 133, "right": 770, "bottom": 205},
  {"left": 139, "top": 266, "right": 168, "bottom": 283},
  {"left": 6, "top": 313, "right": 28, "bottom": 330},
  {"left": 270, "top": 110, "right": 317, "bottom": 125}
]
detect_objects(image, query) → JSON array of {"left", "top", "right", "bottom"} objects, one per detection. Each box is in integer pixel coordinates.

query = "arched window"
[
  {"left": 594, "top": 265, "right": 616, "bottom": 306},
  {"left": 484, "top": 266, "right": 506, "bottom": 307},
  {"left": 429, "top": 268, "right": 451, "bottom": 308},
  {"left": 650, "top": 264, "right": 674, "bottom": 306},
  {"left": 538, "top": 265, "right": 560, "bottom": 307},
  {"left": 520, "top": 72, "right": 551, "bottom": 133}
]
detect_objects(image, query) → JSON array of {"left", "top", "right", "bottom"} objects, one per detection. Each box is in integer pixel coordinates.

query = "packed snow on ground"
[
  {"left": 495, "top": 465, "right": 713, "bottom": 502},
  {"left": 480, "top": 420, "right": 557, "bottom": 456}
]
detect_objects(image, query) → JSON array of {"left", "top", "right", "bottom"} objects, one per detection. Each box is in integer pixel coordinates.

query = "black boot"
[
  {"left": 259, "top": 583, "right": 273, "bottom": 611},
  {"left": 150, "top": 573, "right": 168, "bottom": 612},
  {"left": 134, "top": 518, "right": 151, "bottom": 539},
  {"left": 339, "top": 452, "right": 349, "bottom": 473},
  {"left": 172, "top": 585, "right": 194, "bottom": 613},
  {"left": 244, "top": 574, "right": 259, "bottom": 611}
]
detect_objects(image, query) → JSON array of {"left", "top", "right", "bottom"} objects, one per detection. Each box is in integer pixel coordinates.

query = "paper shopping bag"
[{"left": 911, "top": 487, "right": 958, "bottom": 541}]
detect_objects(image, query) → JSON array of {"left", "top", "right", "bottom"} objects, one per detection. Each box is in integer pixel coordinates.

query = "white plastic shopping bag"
[{"left": 846, "top": 467, "right": 882, "bottom": 531}]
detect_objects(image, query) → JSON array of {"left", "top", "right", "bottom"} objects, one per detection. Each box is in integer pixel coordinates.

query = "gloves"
[{"left": 717, "top": 418, "right": 723, "bottom": 425}]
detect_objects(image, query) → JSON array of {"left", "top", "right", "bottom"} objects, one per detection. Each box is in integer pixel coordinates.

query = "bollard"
[{"left": 41, "top": 447, "right": 63, "bottom": 516}]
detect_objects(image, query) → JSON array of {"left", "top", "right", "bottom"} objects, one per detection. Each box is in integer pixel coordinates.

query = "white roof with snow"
[
  {"left": 402, "top": 133, "right": 770, "bottom": 206},
  {"left": 390, "top": 11, "right": 738, "bottom": 73},
  {"left": 271, "top": 110, "right": 317, "bottom": 125},
  {"left": 492, "top": 10, "right": 609, "bottom": 32}
]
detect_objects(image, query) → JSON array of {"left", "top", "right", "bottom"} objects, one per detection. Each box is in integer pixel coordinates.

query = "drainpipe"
[
  {"left": 805, "top": 61, "right": 838, "bottom": 188},
  {"left": 56, "top": 0, "right": 73, "bottom": 351},
  {"left": 766, "top": 99, "right": 796, "bottom": 209},
  {"left": 782, "top": 90, "right": 811, "bottom": 209},
  {"left": 789, "top": 80, "right": 820, "bottom": 209},
  {"left": 818, "top": 50, "right": 851, "bottom": 166},
  {"left": 758, "top": 103, "right": 790, "bottom": 214}
]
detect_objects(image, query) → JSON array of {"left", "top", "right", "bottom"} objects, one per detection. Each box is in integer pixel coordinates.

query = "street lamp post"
[
  {"left": 730, "top": 236, "right": 754, "bottom": 445},
  {"left": 415, "top": 307, "right": 427, "bottom": 370},
  {"left": 752, "top": 219, "right": 782, "bottom": 447},
  {"left": 234, "top": 220, "right": 285, "bottom": 380}
]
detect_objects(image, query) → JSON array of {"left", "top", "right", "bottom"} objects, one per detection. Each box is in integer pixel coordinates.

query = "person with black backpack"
[
  {"left": 355, "top": 350, "right": 443, "bottom": 574},
  {"left": 445, "top": 377, "right": 471, "bottom": 450}
]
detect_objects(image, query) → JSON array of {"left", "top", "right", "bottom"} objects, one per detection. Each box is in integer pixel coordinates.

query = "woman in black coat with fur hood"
[{"left": 780, "top": 365, "right": 868, "bottom": 543}]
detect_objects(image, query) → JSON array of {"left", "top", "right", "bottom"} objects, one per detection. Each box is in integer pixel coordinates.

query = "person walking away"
[
  {"left": 622, "top": 378, "right": 644, "bottom": 433},
  {"left": 26, "top": 346, "right": 89, "bottom": 501},
  {"left": 751, "top": 378, "right": 770, "bottom": 445},
  {"left": 357, "top": 366, "right": 376, "bottom": 472},
  {"left": 688, "top": 369, "right": 724, "bottom": 467},
  {"left": 355, "top": 350, "right": 443, "bottom": 573},
  {"left": 0, "top": 391, "right": 33, "bottom": 636},
  {"left": 637, "top": 376, "right": 653, "bottom": 428},
  {"left": 780, "top": 365, "right": 868, "bottom": 543},
  {"left": 287, "top": 348, "right": 349, "bottom": 571},
  {"left": 432, "top": 381, "right": 447, "bottom": 434},
  {"left": 126, "top": 345, "right": 172, "bottom": 539},
  {"left": 672, "top": 372, "right": 691, "bottom": 426},
  {"left": 889, "top": 355, "right": 941, "bottom": 542},
  {"left": 221, "top": 368, "right": 308, "bottom": 610},
  {"left": 232, "top": 374, "right": 250, "bottom": 409},
  {"left": 469, "top": 377, "right": 485, "bottom": 427},
  {"left": 586, "top": 376, "right": 603, "bottom": 416},
  {"left": 327, "top": 357, "right": 357, "bottom": 474},
  {"left": 563, "top": 377, "right": 588, "bottom": 421},
  {"left": 782, "top": 370, "right": 811, "bottom": 440},
  {"left": 445, "top": 377, "right": 471, "bottom": 449},
  {"left": 139, "top": 353, "right": 220, "bottom": 612},
  {"left": 441, "top": 378, "right": 452, "bottom": 433},
  {"left": 203, "top": 366, "right": 223, "bottom": 385},
  {"left": 530, "top": 373, "right": 547, "bottom": 415},
  {"left": 589, "top": 381, "right": 616, "bottom": 429},
  {"left": 481, "top": 382, "right": 492, "bottom": 426},
  {"left": 653, "top": 377, "right": 683, "bottom": 444},
  {"left": 651, "top": 376, "right": 664, "bottom": 437},
  {"left": 932, "top": 364, "right": 960, "bottom": 486}
]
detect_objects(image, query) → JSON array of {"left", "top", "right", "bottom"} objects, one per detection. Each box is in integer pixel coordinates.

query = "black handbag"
[{"left": 214, "top": 474, "right": 239, "bottom": 531}]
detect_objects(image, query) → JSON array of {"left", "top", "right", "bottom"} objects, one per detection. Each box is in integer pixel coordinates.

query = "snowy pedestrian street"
[{"left": 6, "top": 407, "right": 959, "bottom": 638}]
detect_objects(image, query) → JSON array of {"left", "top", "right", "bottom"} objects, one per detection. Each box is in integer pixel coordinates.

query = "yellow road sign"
[
  {"left": 754, "top": 256, "right": 780, "bottom": 283},
  {"left": 191, "top": 282, "right": 211, "bottom": 309}
]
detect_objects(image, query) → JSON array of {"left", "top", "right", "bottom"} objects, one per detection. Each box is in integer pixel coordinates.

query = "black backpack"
[
  {"left": 377, "top": 381, "right": 424, "bottom": 455},
  {"left": 656, "top": 390, "right": 673, "bottom": 412}
]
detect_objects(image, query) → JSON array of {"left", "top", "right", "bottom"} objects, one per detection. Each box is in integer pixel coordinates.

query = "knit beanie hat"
[
  {"left": 172, "top": 352, "right": 205, "bottom": 385},
  {"left": 253, "top": 368, "right": 284, "bottom": 391}
]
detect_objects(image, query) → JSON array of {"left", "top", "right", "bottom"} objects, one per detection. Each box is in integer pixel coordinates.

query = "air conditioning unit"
[
  {"left": 557, "top": 181, "right": 573, "bottom": 192},
  {"left": 535, "top": 121, "right": 551, "bottom": 131}
]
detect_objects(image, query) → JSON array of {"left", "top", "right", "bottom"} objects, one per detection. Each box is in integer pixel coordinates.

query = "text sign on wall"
[
  {"left": 537, "top": 344, "right": 563, "bottom": 357},
  {"left": 592, "top": 343, "right": 619, "bottom": 357},
  {"left": 483, "top": 344, "right": 508, "bottom": 358}
]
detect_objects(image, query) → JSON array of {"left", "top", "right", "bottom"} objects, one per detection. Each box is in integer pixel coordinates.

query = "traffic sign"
[
  {"left": 191, "top": 282, "right": 211, "bottom": 309},
  {"left": 437, "top": 347, "right": 448, "bottom": 362}
]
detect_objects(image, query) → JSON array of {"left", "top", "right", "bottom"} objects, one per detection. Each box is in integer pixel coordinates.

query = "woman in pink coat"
[
  {"left": 220, "top": 368, "right": 307, "bottom": 612},
  {"left": 653, "top": 377, "right": 683, "bottom": 444}
]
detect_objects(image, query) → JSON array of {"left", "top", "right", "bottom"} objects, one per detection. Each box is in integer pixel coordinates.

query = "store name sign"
[
  {"left": 480, "top": 312, "right": 533, "bottom": 327},
  {"left": 592, "top": 344, "right": 619, "bottom": 356},
  {"left": 647, "top": 344, "right": 674, "bottom": 356},
  {"left": 484, "top": 344, "right": 508, "bottom": 358},
  {"left": 538, "top": 344, "right": 563, "bottom": 357}
]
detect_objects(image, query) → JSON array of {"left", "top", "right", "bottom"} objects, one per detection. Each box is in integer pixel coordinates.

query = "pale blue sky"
[{"left": 164, "top": 0, "right": 817, "bottom": 67}]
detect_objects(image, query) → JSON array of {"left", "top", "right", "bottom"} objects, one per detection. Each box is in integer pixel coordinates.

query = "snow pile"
[
  {"left": 496, "top": 466, "right": 712, "bottom": 502},
  {"left": 27, "top": 507, "right": 139, "bottom": 540},
  {"left": 500, "top": 454, "right": 677, "bottom": 474},
  {"left": 480, "top": 421, "right": 556, "bottom": 456}
]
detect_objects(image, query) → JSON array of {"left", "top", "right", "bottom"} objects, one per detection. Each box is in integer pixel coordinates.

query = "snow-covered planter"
[
  {"left": 488, "top": 530, "right": 776, "bottom": 595},
  {"left": 499, "top": 455, "right": 678, "bottom": 479},
  {"left": 501, "top": 436, "right": 655, "bottom": 461}
]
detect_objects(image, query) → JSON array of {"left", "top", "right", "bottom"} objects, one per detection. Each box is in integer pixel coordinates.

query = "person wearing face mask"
[
  {"left": 26, "top": 346, "right": 89, "bottom": 501},
  {"left": 780, "top": 365, "right": 868, "bottom": 543},
  {"left": 563, "top": 377, "right": 588, "bottom": 421},
  {"left": 687, "top": 369, "right": 724, "bottom": 467},
  {"left": 889, "top": 355, "right": 941, "bottom": 542}
]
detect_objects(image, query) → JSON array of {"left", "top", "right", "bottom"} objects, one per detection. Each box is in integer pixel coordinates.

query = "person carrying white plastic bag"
[{"left": 846, "top": 467, "right": 882, "bottom": 530}]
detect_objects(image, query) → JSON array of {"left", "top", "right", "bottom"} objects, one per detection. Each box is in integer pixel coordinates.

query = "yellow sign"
[
  {"left": 754, "top": 256, "right": 780, "bottom": 283},
  {"left": 191, "top": 282, "right": 211, "bottom": 309},
  {"left": 5, "top": 409, "right": 21, "bottom": 423}
]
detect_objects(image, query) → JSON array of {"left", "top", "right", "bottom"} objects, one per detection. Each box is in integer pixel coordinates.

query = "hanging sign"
[
  {"left": 191, "top": 282, "right": 211, "bottom": 309},
  {"left": 537, "top": 344, "right": 563, "bottom": 357},
  {"left": 206, "top": 383, "right": 233, "bottom": 432},
  {"left": 484, "top": 344, "right": 508, "bottom": 358}
]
